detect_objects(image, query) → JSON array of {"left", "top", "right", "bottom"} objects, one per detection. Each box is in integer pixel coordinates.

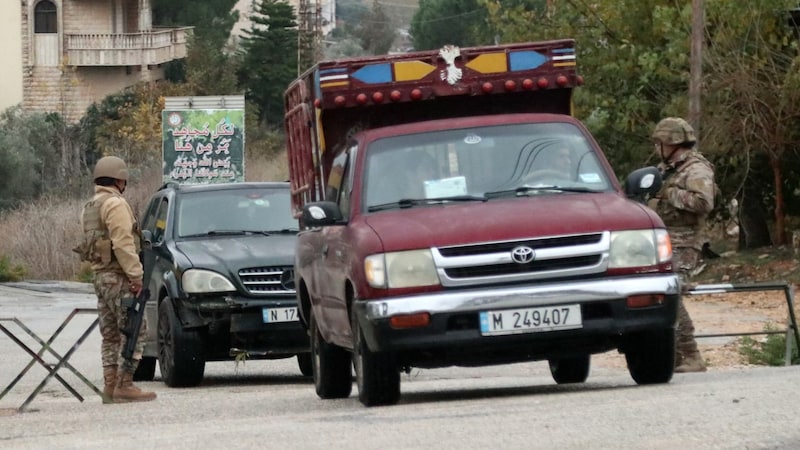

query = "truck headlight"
[
  {"left": 182, "top": 269, "right": 236, "bottom": 293},
  {"left": 609, "top": 229, "right": 672, "bottom": 268},
  {"left": 365, "top": 250, "right": 440, "bottom": 288}
]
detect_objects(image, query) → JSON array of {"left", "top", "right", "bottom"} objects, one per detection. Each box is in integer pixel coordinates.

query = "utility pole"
[
  {"left": 297, "top": 0, "right": 323, "bottom": 75},
  {"left": 689, "top": 0, "right": 704, "bottom": 134}
]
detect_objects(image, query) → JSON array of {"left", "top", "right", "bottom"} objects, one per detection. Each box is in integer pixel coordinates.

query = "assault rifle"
[{"left": 121, "top": 230, "right": 155, "bottom": 360}]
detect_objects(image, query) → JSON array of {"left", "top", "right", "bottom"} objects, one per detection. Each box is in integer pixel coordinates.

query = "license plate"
[
  {"left": 262, "top": 307, "right": 299, "bottom": 323},
  {"left": 479, "top": 304, "right": 582, "bottom": 336}
]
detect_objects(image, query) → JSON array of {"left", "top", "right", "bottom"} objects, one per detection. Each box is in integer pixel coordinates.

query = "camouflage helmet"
[
  {"left": 93, "top": 156, "right": 129, "bottom": 181},
  {"left": 652, "top": 117, "right": 696, "bottom": 146}
]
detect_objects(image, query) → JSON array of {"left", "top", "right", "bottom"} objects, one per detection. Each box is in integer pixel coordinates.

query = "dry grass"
[{"left": 0, "top": 151, "right": 289, "bottom": 281}]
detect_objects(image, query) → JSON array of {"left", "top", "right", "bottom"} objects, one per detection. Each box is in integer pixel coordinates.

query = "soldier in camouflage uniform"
[
  {"left": 647, "top": 117, "right": 716, "bottom": 373},
  {"left": 79, "top": 156, "right": 157, "bottom": 403}
]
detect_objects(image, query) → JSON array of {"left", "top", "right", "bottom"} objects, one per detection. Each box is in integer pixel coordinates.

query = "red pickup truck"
[{"left": 285, "top": 39, "right": 678, "bottom": 406}]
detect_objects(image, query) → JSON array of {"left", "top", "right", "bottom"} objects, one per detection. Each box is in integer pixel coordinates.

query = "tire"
[
  {"left": 133, "top": 356, "right": 157, "bottom": 381},
  {"left": 158, "top": 298, "right": 205, "bottom": 387},
  {"left": 297, "top": 352, "right": 313, "bottom": 377},
  {"left": 625, "top": 329, "right": 675, "bottom": 385},
  {"left": 548, "top": 354, "right": 591, "bottom": 384},
  {"left": 310, "top": 311, "right": 352, "bottom": 399},
  {"left": 352, "top": 310, "right": 400, "bottom": 407}
]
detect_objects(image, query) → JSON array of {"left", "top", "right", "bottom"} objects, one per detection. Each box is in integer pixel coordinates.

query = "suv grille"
[
  {"left": 434, "top": 232, "right": 610, "bottom": 288},
  {"left": 238, "top": 266, "right": 295, "bottom": 295}
]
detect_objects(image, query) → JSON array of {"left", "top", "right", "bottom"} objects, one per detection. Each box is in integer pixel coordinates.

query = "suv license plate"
[
  {"left": 262, "top": 307, "right": 299, "bottom": 323},
  {"left": 479, "top": 304, "right": 582, "bottom": 336}
]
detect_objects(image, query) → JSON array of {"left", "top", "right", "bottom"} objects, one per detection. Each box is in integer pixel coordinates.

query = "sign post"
[{"left": 162, "top": 96, "right": 246, "bottom": 184}]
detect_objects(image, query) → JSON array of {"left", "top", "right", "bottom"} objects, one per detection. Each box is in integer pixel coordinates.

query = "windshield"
[
  {"left": 176, "top": 187, "right": 297, "bottom": 238},
  {"left": 362, "top": 122, "right": 614, "bottom": 211}
]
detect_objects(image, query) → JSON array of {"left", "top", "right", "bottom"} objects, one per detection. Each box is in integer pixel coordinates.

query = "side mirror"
[
  {"left": 624, "top": 166, "right": 663, "bottom": 202},
  {"left": 301, "top": 201, "right": 344, "bottom": 227},
  {"left": 141, "top": 229, "right": 154, "bottom": 250}
]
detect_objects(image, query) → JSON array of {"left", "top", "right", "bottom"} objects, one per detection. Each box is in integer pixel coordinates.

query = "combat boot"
[
  {"left": 102, "top": 365, "right": 117, "bottom": 404},
  {"left": 112, "top": 371, "right": 157, "bottom": 403},
  {"left": 675, "top": 351, "right": 707, "bottom": 373}
]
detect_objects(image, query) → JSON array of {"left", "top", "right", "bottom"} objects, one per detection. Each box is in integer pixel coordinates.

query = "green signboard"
[{"left": 162, "top": 109, "right": 245, "bottom": 184}]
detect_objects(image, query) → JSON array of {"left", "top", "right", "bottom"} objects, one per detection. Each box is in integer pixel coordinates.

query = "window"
[{"left": 34, "top": 1, "right": 57, "bottom": 34}]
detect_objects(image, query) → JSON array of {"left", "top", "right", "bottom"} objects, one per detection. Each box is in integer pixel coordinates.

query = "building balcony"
[{"left": 65, "top": 27, "right": 192, "bottom": 67}]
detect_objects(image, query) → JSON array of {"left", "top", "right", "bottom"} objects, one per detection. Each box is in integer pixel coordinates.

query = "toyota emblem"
[{"left": 510, "top": 246, "right": 535, "bottom": 264}]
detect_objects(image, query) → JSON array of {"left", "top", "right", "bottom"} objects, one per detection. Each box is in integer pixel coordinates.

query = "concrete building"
[
  {"left": 0, "top": 2, "right": 24, "bottom": 113},
  {"left": 15, "top": 0, "right": 191, "bottom": 122}
]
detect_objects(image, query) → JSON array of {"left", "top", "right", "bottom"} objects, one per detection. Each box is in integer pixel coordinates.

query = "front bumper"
[
  {"left": 179, "top": 294, "right": 308, "bottom": 357},
  {"left": 353, "top": 274, "right": 680, "bottom": 367}
]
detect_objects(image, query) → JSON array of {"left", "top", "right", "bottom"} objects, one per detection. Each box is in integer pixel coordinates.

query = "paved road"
[{"left": 2, "top": 282, "right": 800, "bottom": 449}]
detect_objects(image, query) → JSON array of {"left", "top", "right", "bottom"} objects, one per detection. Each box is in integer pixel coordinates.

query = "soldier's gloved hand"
[{"left": 129, "top": 279, "right": 143, "bottom": 296}]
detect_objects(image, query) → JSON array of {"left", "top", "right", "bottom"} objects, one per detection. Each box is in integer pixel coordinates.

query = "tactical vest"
[{"left": 74, "top": 193, "right": 115, "bottom": 264}]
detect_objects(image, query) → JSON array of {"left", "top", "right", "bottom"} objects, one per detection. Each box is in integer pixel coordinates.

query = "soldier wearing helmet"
[
  {"left": 78, "top": 156, "right": 156, "bottom": 403},
  {"left": 648, "top": 117, "right": 716, "bottom": 373}
]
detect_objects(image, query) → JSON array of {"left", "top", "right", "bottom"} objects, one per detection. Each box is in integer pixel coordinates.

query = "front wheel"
[
  {"left": 310, "top": 311, "right": 352, "bottom": 399},
  {"left": 297, "top": 353, "right": 313, "bottom": 377},
  {"left": 625, "top": 329, "right": 675, "bottom": 385},
  {"left": 352, "top": 310, "right": 400, "bottom": 407},
  {"left": 133, "top": 356, "right": 157, "bottom": 381},
  {"left": 158, "top": 298, "right": 205, "bottom": 387},
  {"left": 548, "top": 354, "right": 590, "bottom": 384}
]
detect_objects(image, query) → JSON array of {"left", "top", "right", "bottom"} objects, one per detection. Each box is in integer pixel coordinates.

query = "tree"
[
  {"left": 701, "top": 0, "right": 800, "bottom": 246},
  {"left": 410, "top": 0, "right": 489, "bottom": 50},
  {"left": 237, "top": 0, "right": 298, "bottom": 126},
  {"left": 354, "top": 0, "right": 396, "bottom": 55}
]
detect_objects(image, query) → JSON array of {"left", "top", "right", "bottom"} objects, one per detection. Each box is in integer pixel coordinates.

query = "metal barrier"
[
  {"left": 687, "top": 282, "right": 800, "bottom": 365},
  {"left": 0, "top": 308, "right": 102, "bottom": 412}
]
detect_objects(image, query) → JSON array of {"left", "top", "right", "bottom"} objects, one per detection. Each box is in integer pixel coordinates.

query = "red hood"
[{"left": 363, "top": 192, "right": 662, "bottom": 252}]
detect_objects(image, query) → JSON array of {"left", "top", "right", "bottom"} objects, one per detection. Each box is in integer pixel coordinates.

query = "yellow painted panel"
[
  {"left": 321, "top": 81, "right": 349, "bottom": 88},
  {"left": 394, "top": 61, "right": 435, "bottom": 81},
  {"left": 465, "top": 53, "right": 508, "bottom": 74}
]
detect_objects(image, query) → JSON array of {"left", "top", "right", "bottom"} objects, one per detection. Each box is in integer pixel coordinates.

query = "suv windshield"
[
  {"left": 363, "top": 122, "right": 613, "bottom": 210},
  {"left": 176, "top": 187, "right": 297, "bottom": 238}
]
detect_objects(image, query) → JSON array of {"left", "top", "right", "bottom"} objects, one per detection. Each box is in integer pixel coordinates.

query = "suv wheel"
[
  {"left": 352, "top": 310, "right": 400, "bottom": 406},
  {"left": 548, "top": 354, "right": 590, "bottom": 384},
  {"left": 625, "top": 328, "right": 675, "bottom": 384},
  {"left": 158, "top": 297, "right": 205, "bottom": 387},
  {"left": 133, "top": 356, "right": 157, "bottom": 381},
  {"left": 310, "top": 311, "right": 352, "bottom": 399},
  {"left": 297, "top": 353, "right": 312, "bottom": 377}
]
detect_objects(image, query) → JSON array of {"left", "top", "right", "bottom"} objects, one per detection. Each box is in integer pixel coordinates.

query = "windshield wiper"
[
  {"left": 368, "top": 195, "right": 486, "bottom": 212},
  {"left": 260, "top": 228, "right": 299, "bottom": 234},
  {"left": 485, "top": 185, "right": 597, "bottom": 199}
]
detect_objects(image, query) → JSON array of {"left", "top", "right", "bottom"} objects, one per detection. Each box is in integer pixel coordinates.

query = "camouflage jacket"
[
  {"left": 82, "top": 185, "right": 143, "bottom": 282},
  {"left": 648, "top": 150, "right": 716, "bottom": 249}
]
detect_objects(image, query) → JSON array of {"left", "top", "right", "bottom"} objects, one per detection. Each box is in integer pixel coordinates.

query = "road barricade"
[
  {"left": 688, "top": 282, "right": 800, "bottom": 365},
  {"left": 0, "top": 308, "right": 101, "bottom": 412}
]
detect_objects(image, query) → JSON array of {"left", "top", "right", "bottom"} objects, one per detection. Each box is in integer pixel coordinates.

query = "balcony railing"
[{"left": 65, "top": 27, "right": 192, "bottom": 67}]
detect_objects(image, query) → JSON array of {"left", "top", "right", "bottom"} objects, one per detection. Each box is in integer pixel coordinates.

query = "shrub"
[
  {"left": 738, "top": 323, "right": 800, "bottom": 366},
  {"left": 0, "top": 255, "right": 26, "bottom": 282}
]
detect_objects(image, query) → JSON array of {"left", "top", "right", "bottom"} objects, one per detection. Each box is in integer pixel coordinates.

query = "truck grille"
[
  {"left": 238, "top": 266, "right": 295, "bottom": 295},
  {"left": 434, "top": 232, "right": 609, "bottom": 288}
]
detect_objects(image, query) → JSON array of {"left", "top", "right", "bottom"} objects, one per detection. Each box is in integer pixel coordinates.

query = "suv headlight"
[
  {"left": 365, "top": 250, "right": 440, "bottom": 289},
  {"left": 609, "top": 229, "right": 671, "bottom": 268},
  {"left": 182, "top": 269, "right": 236, "bottom": 294}
]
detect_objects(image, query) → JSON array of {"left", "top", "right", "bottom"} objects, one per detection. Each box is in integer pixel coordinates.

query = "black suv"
[{"left": 135, "top": 181, "right": 310, "bottom": 387}]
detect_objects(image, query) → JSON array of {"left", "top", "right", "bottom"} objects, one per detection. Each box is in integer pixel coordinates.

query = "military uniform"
[
  {"left": 78, "top": 156, "right": 155, "bottom": 403},
  {"left": 647, "top": 118, "right": 716, "bottom": 373}
]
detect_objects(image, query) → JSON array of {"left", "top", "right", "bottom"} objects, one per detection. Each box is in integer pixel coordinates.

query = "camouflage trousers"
[
  {"left": 674, "top": 246, "right": 702, "bottom": 362},
  {"left": 93, "top": 271, "right": 146, "bottom": 373}
]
